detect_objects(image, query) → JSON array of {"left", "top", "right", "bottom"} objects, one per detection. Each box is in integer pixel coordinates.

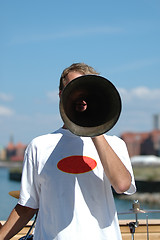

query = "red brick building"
[
  {"left": 121, "top": 130, "right": 160, "bottom": 157},
  {"left": 6, "top": 141, "right": 27, "bottom": 161}
]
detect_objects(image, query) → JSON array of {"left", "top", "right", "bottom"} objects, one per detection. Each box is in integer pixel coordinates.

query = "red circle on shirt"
[{"left": 57, "top": 156, "right": 97, "bottom": 174}]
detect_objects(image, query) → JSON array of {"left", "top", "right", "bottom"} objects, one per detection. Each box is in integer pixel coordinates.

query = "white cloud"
[
  {"left": 0, "top": 93, "right": 13, "bottom": 102},
  {"left": 114, "top": 87, "right": 160, "bottom": 134},
  {"left": 0, "top": 106, "right": 14, "bottom": 116},
  {"left": 119, "top": 87, "right": 160, "bottom": 102},
  {"left": 131, "top": 87, "right": 160, "bottom": 100}
]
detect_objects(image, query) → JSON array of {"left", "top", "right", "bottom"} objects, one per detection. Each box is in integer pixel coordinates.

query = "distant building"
[
  {"left": 121, "top": 130, "right": 160, "bottom": 157},
  {"left": 153, "top": 114, "right": 160, "bottom": 130},
  {"left": 0, "top": 146, "right": 6, "bottom": 161},
  {"left": 6, "top": 141, "right": 27, "bottom": 161}
]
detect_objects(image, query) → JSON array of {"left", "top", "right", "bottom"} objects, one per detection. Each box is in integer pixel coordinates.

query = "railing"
[
  {"left": 1, "top": 219, "right": 160, "bottom": 240},
  {"left": 120, "top": 219, "right": 160, "bottom": 240}
]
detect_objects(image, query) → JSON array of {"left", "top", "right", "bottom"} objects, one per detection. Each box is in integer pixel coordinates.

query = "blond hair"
[{"left": 59, "top": 63, "right": 99, "bottom": 91}]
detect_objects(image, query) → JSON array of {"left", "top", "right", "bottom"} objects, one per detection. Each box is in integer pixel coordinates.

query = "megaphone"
[{"left": 59, "top": 75, "right": 121, "bottom": 137}]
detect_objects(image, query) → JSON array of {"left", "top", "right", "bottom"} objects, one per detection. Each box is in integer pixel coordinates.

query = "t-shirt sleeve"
[
  {"left": 18, "top": 142, "right": 40, "bottom": 209},
  {"left": 105, "top": 135, "right": 136, "bottom": 195}
]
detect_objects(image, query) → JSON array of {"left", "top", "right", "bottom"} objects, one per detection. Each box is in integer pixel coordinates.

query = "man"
[{"left": 0, "top": 63, "right": 136, "bottom": 239}]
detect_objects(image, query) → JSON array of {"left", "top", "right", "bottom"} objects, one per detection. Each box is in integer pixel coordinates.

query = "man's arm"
[
  {"left": 92, "top": 135, "right": 131, "bottom": 194},
  {"left": 0, "top": 204, "right": 37, "bottom": 240}
]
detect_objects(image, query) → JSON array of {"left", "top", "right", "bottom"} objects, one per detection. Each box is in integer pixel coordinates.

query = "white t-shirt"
[{"left": 18, "top": 128, "right": 136, "bottom": 240}]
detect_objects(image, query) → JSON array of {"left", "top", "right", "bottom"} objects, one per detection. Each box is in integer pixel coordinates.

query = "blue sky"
[{"left": 0, "top": 0, "right": 160, "bottom": 146}]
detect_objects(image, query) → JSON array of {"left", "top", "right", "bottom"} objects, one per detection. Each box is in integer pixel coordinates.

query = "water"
[
  {"left": 0, "top": 168, "right": 21, "bottom": 220},
  {"left": 0, "top": 168, "right": 160, "bottom": 221}
]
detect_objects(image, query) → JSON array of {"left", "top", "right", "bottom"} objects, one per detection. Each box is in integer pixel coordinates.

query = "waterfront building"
[
  {"left": 0, "top": 146, "right": 6, "bottom": 161},
  {"left": 153, "top": 114, "right": 160, "bottom": 130},
  {"left": 6, "top": 141, "right": 27, "bottom": 162},
  {"left": 121, "top": 130, "right": 160, "bottom": 157}
]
